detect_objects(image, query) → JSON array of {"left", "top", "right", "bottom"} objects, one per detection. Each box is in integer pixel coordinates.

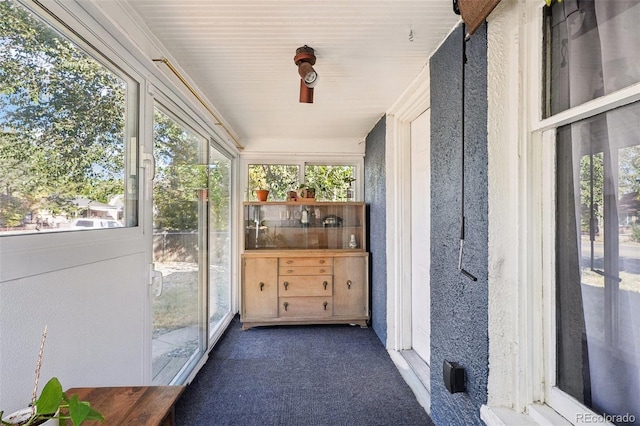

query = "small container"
[{"left": 348, "top": 234, "right": 357, "bottom": 249}]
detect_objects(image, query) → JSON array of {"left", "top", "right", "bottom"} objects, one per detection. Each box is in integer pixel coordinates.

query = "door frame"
[
  {"left": 149, "top": 100, "right": 210, "bottom": 385},
  {"left": 386, "top": 65, "right": 431, "bottom": 410}
]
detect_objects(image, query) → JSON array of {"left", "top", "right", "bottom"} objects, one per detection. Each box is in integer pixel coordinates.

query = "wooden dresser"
[{"left": 241, "top": 202, "right": 369, "bottom": 330}]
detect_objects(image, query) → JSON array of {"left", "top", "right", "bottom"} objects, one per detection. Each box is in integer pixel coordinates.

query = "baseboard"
[{"left": 388, "top": 349, "right": 431, "bottom": 413}]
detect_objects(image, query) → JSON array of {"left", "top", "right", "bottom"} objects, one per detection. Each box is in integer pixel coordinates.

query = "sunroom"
[{"left": 1, "top": 1, "right": 639, "bottom": 425}]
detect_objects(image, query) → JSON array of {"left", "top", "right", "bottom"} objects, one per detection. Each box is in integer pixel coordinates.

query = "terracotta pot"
[{"left": 255, "top": 189, "right": 269, "bottom": 202}]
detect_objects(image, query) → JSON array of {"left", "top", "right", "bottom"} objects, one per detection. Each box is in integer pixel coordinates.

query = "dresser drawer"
[
  {"left": 279, "top": 276, "right": 332, "bottom": 296},
  {"left": 279, "top": 265, "right": 332, "bottom": 276},
  {"left": 280, "top": 257, "right": 332, "bottom": 267},
  {"left": 280, "top": 297, "right": 332, "bottom": 317}
]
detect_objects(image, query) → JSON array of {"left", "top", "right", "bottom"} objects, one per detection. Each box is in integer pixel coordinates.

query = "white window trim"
[
  {"left": 483, "top": 1, "right": 640, "bottom": 425},
  {"left": 1, "top": 0, "right": 146, "bottom": 281}
]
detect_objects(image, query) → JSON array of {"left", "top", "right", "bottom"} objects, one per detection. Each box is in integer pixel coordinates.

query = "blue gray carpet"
[{"left": 175, "top": 316, "right": 433, "bottom": 426}]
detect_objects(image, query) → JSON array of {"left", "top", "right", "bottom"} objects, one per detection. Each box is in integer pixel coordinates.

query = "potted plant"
[
  {"left": 1, "top": 327, "right": 104, "bottom": 426},
  {"left": 253, "top": 178, "right": 270, "bottom": 202},
  {"left": 255, "top": 189, "right": 269, "bottom": 202},
  {"left": 1, "top": 377, "right": 104, "bottom": 426},
  {"left": 297, "top": 184, "right": 315, "bottom": 199},
  {"left": 344, "top": 176, "right": 356, "bottom": 201}
]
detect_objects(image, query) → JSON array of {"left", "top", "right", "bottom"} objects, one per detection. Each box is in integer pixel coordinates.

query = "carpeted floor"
[{"left": 174, "top": 315, "right": 434, "bottom": 426}]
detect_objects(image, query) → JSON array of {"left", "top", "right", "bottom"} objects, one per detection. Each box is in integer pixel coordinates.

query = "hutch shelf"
[{"left": 241, "top": 201, "right": 369, "bottom": 330}]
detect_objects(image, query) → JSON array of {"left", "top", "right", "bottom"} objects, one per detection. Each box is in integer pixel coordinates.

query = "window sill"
[{"left": 481, "top": 404, "right": 573, "bottom": 426}]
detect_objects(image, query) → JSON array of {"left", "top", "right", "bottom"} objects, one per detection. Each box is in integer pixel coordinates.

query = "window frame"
[
  {"left": 240, "top": 155, "right": 364, "bottom": 202},
  {"left": 1, "top": 0, "right": 141, "bottom": 236},
  {"left": 531, "top": 1, "right": 640, "bottom": 421},
  {"left": 0, "top": 0, "right": 144, "bottom": 281},
  {"left": 484, "top": 2, "right": 640, "bottom": 424}
]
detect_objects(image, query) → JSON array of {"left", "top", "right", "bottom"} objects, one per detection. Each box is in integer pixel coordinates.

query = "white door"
[{"left": 410, "top": 109, "right": 430, "bottom": 364}]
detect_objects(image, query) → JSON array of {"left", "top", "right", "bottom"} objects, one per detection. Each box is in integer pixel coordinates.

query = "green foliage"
[
  {"left": 0, "top": 194, "right": 28, "bottom": 227},
  {"left": 209, "top": 160, "right": 231, "bottom": 230},
  {"left": 152, "top": 109, "right": 207, "bottom": 231},
  {"left": 631, "top": 224, "right": 640, "bottom": 243},
  {"left": 0, "top": 0, "right": 127, "bottom": 228},
  {"left": 248, "top": 164, "right": 299, "bottom": 201},
  {"left": 248, "top": 164, "right": 355, "bottom": 202},
  {"left": 580, "top": 153, "right": 603, "bottom": 233},
  {"left": 304, "top": 165, "right": 355, "bottom": 201},
  {"left": 580, "top": 147, "right": 640, "bottom": 234},
  {"left": 0, "top": 377, "right": 104, "bottom": 426}
]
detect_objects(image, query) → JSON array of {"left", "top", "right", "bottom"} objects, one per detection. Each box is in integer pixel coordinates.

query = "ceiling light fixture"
[{"left": 294, "top": 45, "right": 318, "bottom": 103}]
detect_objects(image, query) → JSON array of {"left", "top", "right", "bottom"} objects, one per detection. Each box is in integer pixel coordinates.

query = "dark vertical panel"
[
  {"left": 365, "top": 116, "right": 387, "bottom": 344},
  {"left": 555, "top": 124, "right": 590, "bottom": 403},
  {"left": 430, "top": 23, "right": 489, "bottom": 424}
]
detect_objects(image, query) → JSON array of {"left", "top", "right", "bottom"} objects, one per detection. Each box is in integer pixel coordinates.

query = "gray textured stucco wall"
[
  {"left": 364, "top": 116, "right": 387, "bottom": 345},
  {"left": 430, "top": 23, "right": 489, "bottom": 425}
]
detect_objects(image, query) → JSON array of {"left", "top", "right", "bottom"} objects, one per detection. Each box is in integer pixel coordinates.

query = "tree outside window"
[
  {"left": 0, "top": 0, "right": 135, "bottom": 234},
  {"left": 248, "top": 163, "right": 356, "bottom": 202}
]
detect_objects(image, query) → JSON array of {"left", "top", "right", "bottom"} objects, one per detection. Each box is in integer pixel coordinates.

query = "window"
[
  {"left": 208, "top": 148, "right": 232, "bottom": 339},
  {"left": 247, "top": 163, "right": 357, "bottom": 201},
  {"left": 248, "top": 164, "right": 299, "bottom": 201},
  {"left": 304, "top": 165, "right": 356, "bottom": 201},
  {"left": 0, "top": 0, "right": 138, "bottom": 235},
  {"left": 548, "top": 1, "right": 640, "bottom": 422}
]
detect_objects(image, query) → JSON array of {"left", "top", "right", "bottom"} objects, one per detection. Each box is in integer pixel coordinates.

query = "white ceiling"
[{"left": 96, "top": 1, "right": 459, "bottom": 149}]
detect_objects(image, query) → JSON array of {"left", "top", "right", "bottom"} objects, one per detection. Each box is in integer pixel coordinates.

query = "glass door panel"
[
  {"left": 151, "top": 107, "right": 207, "bottom": 384},
  {"left": 208, "top": 149, "right": 232, "bottom": 339}
]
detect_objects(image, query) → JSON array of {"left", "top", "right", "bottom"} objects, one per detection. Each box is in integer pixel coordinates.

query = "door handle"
[{"left": 150, "top": 263, "right": 164, "bottom": 297}]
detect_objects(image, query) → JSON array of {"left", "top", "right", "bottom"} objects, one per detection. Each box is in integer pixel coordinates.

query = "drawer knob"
[
  {"left": 323, "top": 281, "right": 328, "bottom": 290},
  {"left": 287, "top": 269, "right": 293, "bottom": 273},
  {"left": 287, "top": 260, "right": 293, "bottom": 264},
  {"left": 259, "top": 282, "right": 264, "bottom": 291},
  {"left": 284, "top": 302, "right": 289, "bottom": 311},
  {"left": 319, "top": 260, "right": 325, "bottom": 264},
  {"left": 347, "top": 280, "right": 352, "bottom": 289},
  {"left": 284, "top": 281, "right": 289, "bottom": 290},
  {"left": 319, "top": 269, "right": 325, "bottom": 273},
  {"left": 323, "top": 301, "right": 328, "bottom": 311}
]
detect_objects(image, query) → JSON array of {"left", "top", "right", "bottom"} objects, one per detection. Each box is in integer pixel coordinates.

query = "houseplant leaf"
[
  {"left": 67, "top": 395, "right": 90, "bottom": 426},
  {"left": 66, "top": 394, "right": 104, "bottom": 425},
  {"left": 34, "top": 378, "right": 63, "bottom": 415}
]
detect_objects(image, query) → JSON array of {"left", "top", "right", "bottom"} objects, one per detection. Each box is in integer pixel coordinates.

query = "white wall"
[
  {"left": 0, "top": 236, "right": 147, "bottom": 412},
  {"left": 241, "top": 137, "right": 366, "bottom": 156},
  {"left": 486, "top": 0, "right": 523, "bottom": 410},
  {"left": 483, "top": 1, "right": 565, "bottom": 424}
]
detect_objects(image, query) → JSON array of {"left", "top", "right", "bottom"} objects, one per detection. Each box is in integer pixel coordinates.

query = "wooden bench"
[{"left": 64, "top": 386, "right": 185, "bottom": 426}]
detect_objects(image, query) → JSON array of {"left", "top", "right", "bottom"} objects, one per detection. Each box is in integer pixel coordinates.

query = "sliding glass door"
[
  {"left": 151, "top": 107, "right": 207, "bottom": 384},
  {"left": 208, "top": 150, "right": 232, "bottom": 339}
]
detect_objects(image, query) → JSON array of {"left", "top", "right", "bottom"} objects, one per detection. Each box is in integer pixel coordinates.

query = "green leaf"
[
  {"left": 84, "top": 406, "right": 105, "bottom": 423},
  {"left": 66, "top": 394, "right": 105, "bottom": 425},
  {"left": 68, "top": 395, "right": 90, "bottom": 426},
  {"left": 35, "top": 377, "right": 63, "bottom": 415}
]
